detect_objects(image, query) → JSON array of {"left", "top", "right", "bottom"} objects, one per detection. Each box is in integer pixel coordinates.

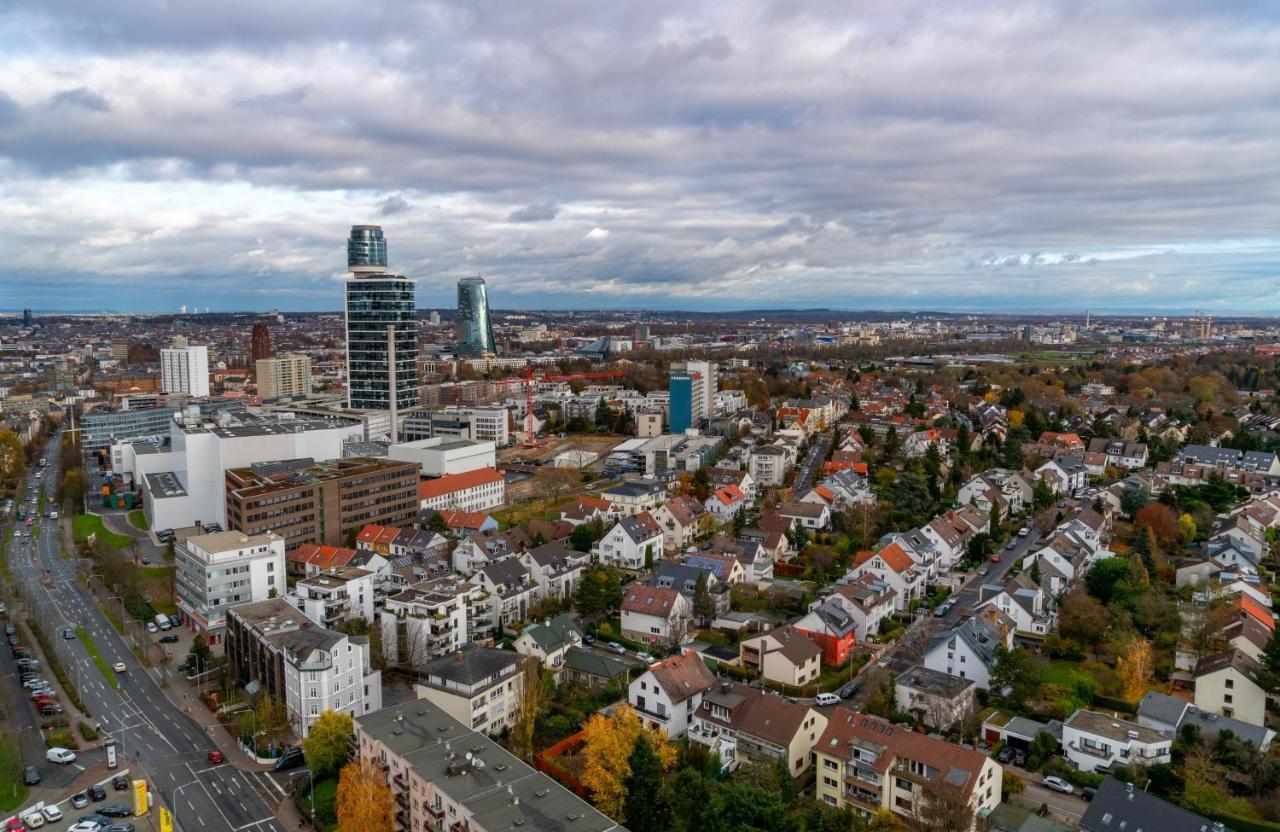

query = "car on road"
[
  {"left": 635, "top": 652, "right": 657, "bottom": 664},
  {"left": 46, "top": 747, "right": 77, "bottom": 764},
  {"left": 159, "top": 635, "right": 178, "bottom": 644},
  {"left": 977, "top": 567, "right": 989, "bottom": 576},
  {"left": 1005, "top": 540, "right": 1016, "bottom": 550},
  {"left": 87, "top": 785, "right": 107, "bottom": 802},
  {"left": 23, "top": 767, "right": 41, "bottom": 785},
  {"left": 41, "top": 805, "right": 63, "bottom": 823},
  {"left": 991, "top": 554, "right": 1002, "bottom": 562},
  {"left": 815, "top": 692, "right": 841, "bottom": 706},
  {"left": 606, "top": 642, "right": 626, "bottom": 654},
  {"left": 1018, "top": 527, "right": 1030, "bottom": 537},
  {"left": 111, "top": 662, "right": 126, "bottom": 673},
  {"left": 1043, "top": 776, "right": 1074, "bottom": 794},
  {"left": 63, "top": 628, "right": 76, "bottom": 639},
  {"left": 70, "top": 793, "right": 89, "bottom": 809},
  {"left": 933, "top": 604, "right": 949, "bottom": 617},
  {"left": 112, "top": 775, "right": 129, "bottom": 791},
  {"left": 4, "top": 624, "right": 14, "bottom": 635},
  {"left": 273, "top": 747, "right": 306, "bottom": 772},
  {"left": 1082, "top": 786, "right": 1097, "bottom": 801},
  {"left": 96, "top": 805, "right": 130, "bottom": 818},
  {"left": 581, "top": 633, "right": 595, "bottom": 645},
  {"left": 207, "top": 750, "right": 225, "bottom": 764}
]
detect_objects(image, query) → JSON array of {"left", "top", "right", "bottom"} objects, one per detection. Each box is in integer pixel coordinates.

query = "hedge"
[
  {"left": 1089, "top": 694, "right": 1137, "bottom": 715},
  {"left": 1208, "top": 815, "right": 1280, "bottom": 832}
]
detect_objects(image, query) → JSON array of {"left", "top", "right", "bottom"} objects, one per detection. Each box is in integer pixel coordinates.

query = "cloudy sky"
[{"left": 3, "top": 1, "right": 1280, "bottom": 313}]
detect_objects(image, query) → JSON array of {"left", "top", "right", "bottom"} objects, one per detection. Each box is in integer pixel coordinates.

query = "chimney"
[{"left": 1126, "top": 783, "right": 1134, "bottom": 800}]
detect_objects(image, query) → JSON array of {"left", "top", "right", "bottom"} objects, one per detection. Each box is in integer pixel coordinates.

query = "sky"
[{"left": 3, "top": 1, "right": 1280, "bottom": 314}]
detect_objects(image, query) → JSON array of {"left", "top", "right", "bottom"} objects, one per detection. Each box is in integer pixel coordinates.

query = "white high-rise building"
[
  {"left": 174, "top": 530, "right": 286, "bottom": 641},
  {"left": 161, "top": 345, "right": 210, "bottom": 397}
]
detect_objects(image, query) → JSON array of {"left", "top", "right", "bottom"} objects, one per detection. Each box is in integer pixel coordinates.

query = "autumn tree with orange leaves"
[
  {"left": 1116, "top": 638, "right": 1154, "bottom": 702},
  {"left": 335, "top": 761, "right": 395, "bottom": 832},
  {"left": 580, "top": 704, "right": 677, "bottom": 820}
]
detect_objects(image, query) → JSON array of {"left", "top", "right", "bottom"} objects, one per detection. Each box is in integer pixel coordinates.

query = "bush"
[
  {"left": 78, "top": 721, "right": 98, "bottom": 741},
  {"left": 1091, "top": 694, "right": 1137, "bottom": 715},
  {"left": 47, "top": 730, "right": 78, "bottom": 750}
]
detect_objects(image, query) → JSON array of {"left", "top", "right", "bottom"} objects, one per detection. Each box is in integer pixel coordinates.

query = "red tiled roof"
[
  {"left": 418, "top": 467, "right": 504, "bottom": 500},
  {"left": 622, "top": 582, "right": 681, "bottom": 617},
  {"left": 437, "top": 510, "right": 492, "bottom": 530},
  {"left": 287, "top": 543, "right": 357, "bottom": 567},
  {"left": 357, "top": 524, "right": 400, "bottom": 545},
  {"left": 1234, "top": 595, "right": 1275, "bottom": 631},
  {"left": 856, "top": 541, "right": 914, "bottom": 574},
  {"left": 816, "top": 708, "right": 988, "bottom": 794},
  {"left": 711, "top": 485, "right": 746, "bottom": 505}
]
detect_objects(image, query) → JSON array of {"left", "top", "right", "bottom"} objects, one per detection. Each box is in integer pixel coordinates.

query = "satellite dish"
[{"left": 465, "top": 752, "right": 473, "bottom": 762}]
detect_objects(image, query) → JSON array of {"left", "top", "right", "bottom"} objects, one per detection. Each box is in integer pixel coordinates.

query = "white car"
[
  {"left": 46, "top": 747, "right": 77, "bottom": 764},
  {"left": 42, "top": 804, "right": 64, "bottom": 822},
  {"left": 1043, "top": 775, "right": 1074, "bottom": 794},
  {"left": 69, "top": 823, "right": 103, "bottom": 832},
  {"left": 22, "top": 810, "right": 46, "bottom": 828},
  {"left": 112, "top": 662, "right": 127, "bottom": 673},
  {"left": 815, "top": 692, "right": 842, "bottom": 706}
]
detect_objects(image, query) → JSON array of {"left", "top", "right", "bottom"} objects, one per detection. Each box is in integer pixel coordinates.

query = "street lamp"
[{"left": 299, "top": 768, "right": 316, "bottom": 824}]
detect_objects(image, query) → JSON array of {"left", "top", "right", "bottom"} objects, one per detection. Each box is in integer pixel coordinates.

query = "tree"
[
  {"left": 510, "top": 658, "right": 546, "bottom": 763},
  {"left": 575, "top": 566, "right": 609, "bottom": 617},
  {"left": 1001, "top": 771, "right": 1024, "bottom": 801},
  {"left": 1116, "top": 638, "right": 1154, "bottom": 702},
  {"left": 692, "top": 573, "right": 716, "bottom": 621},
  {"left": 623, "top": 734, "right": 666, "bottom": 832},
  {"left": 1120, "top": 486, "right": 1150, "bottom": 519},
  {"left": 912, "top": 776, "right": 975, "bottom": 832},
  {"left": 1257, "top": 626, "right": 1280, "bottom": 695},
  {"left": 990, "top": 646, "right": 1044, "bottom": 702},
  {"left": 1177, "top": 512, "right": 1197, "bottom": 543},
  {"left": 335, "top": 761, "right": 394, "bottom": 832},
  {"left": 1057, "top": 590, "right": 1108, "bottom": 648},
  {"left": 1085, "top": 558, "right": 1133, "bottom": 605},
  {"left": 1135, "top": 503, "right": 1179, "bottom": 551},
  {"left": 664, "top": 768, "right": 711, "bottom": 832},
  {"left": 1032, "top": 480, "right": 1055, "bottom": 510},
  {"left": 424, "top": 511, "right": 451, "bottom": 535},
  {"left": 303, "top": 711, "right": 354, "bottom": 780},
  {"left": 570, "top": 523, "right": 596, "bottom": 553},
  {"left": 580, "top": 705, "right": 676, "bottom": 819},
  {"left": 703, "top": 783, "right": 797, "bottom": 832},
  {"left": 691, "top": 467, "right": 711, "bottom": 501}
]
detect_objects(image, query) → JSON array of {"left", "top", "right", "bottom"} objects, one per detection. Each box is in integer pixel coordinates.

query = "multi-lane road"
[{"left": 6, "top": 432, "right": 291, "bottom": 832}]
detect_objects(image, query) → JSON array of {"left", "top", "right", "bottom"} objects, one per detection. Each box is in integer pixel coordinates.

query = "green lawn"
[
  {"left": 76, "top": 626, "right": 119, "bottom": 689},
  {"left": 73, "top": 513, "right": 134, "bottom": 550},
  {"left": 126, "top": 509, "right": 149, "bottom": 531},
  {"left": 0, "top": 737, "right": 28, "bottom": 811}
]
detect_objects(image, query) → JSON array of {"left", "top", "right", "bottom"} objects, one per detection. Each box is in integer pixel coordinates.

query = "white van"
[
  {"left": 155, "top": 613, "right": 171, "bottom": 630},
  {"left": 815, "top": 693, "right": 841, "bottom": 706},
  {"left": 106, "top": 740, "right": 118, "bottom": 769}
]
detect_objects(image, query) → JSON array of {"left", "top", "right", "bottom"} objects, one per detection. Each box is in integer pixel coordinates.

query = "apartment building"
[
  {"left": 402, "top": 406, "right": 511, "bottom": 446},
  {"left": 352, "top": 699, "right": 620, "bottom": 832},
  {"left": 413, "top": 646, "right": 526, "bottom": 736},
  {"left": 160, "top": 344, "right": 210, "bottom": 397},
  {"left": 292, "top": 566, "right": 376, "bottom": 627},
  {"left": 814, "top": 708, "right": 1002, "bottom": 823},
  {"left": 688, "top": 681, "right": 827, "bottom": 775},
  {"left": 256, "top": 352, "right": 312, "bottom": 400},
  {"left": 225, "top": 598, "right": 382, "bottom": 738},
  {"left": 175, "top": 530, "right": 286, "bottom": 641},
  {"left": 380, "top": 577, "right": 490, "bottom": 668},
  {"left": 1061, "top": 709, "right": 1172, "bottom": 773},
  {"left": 225, "top": 457, "right": 420, "bottom": 547},
  {"left": 417, "top": 468, "right": 506, "bottom": 513}
]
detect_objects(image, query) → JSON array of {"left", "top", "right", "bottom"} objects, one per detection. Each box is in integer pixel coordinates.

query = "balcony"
[
  {"left": 633, "top": 705, "right": 670, "bottom": 724},
  {"left": 1068, "top": 742, "right": 1113, "bottom": 761},
  {"left": 843, "top": 787, "right": 882, "bottom": 812},
  {"left": 426, "top": 805, "right": 446, "bottom": 821},
  {"left": 845, "top": 765, "right": 881, "bottom": 788},
  {"left": 889, "top": 762, "right": 928, "bottom": 786},
  {"left": 393, "top": 773, "right": 407, "bottom": 788},
  {"left": 395, "top": 791, "right": 410, "bottom": 807}
]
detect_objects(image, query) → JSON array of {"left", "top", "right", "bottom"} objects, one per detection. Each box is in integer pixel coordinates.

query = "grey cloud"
[
  {"left": 376, "top": 193, "right": 412, "bottom": 217},
  {"left": 48, "top": 86, "right": 110, "bottom": 111},
  {"left": 0, "top": 89, "right": 19, "bottom": 125},
  {"left": 507, "top": 202, "right": 560, "bottom": 223}
]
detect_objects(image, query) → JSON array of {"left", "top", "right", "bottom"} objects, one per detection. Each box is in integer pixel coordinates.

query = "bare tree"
[
  {"left": 509, "top": 657, "right": 545, "bottom": 762},
  {"left": 911, "top": 774, "right": 977, "bottom": 832}
]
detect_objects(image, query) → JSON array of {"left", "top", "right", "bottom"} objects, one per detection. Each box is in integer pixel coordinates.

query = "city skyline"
[{"left": 3, "top": 3, "right": 1280, "bottom": 313}]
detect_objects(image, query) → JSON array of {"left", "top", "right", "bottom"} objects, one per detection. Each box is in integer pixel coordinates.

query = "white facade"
[
  {"left": 388, "top": 437, "right": 496, "bottom": 477},
  {"left": 283, "top": 632, "right": 382, "bottom": 738},
  {"left": 292, "top": 567, "right": 376, "bottom": 627},
  {"left": 1061, "top": 709, "right": 1172, "bottom": 773},
  {"left": 418, "top": 469, "right": 506, "bottom": 513},
  {"left": 161, "top": 345, "right": 210, "bottom": 397},
  {"left": 174, "top": 531, "right": 286, "bottom": 638}
]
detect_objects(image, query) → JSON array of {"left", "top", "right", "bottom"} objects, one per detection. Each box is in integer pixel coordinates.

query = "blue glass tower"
[
  {"left": 344, "top": 225, "right": 417, "bottom": 411},
  {"left": 668, "top": 373, "right": 693, "bottom": 434},
  {"left": 456, "top": 276, "right": 497, "bottom": 356}
]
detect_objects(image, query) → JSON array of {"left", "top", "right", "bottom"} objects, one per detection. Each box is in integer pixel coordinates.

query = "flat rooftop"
[{"left": 144, "top": 471, "right": 187, "bottom": 498}]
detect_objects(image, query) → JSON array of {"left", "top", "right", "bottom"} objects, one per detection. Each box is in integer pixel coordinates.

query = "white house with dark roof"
[
  {"left": 594, "top": 513, "right": 664, "bottom": 570},
  {"left": 412, "top": 645, "right": 527, "bottom": 736},
  {"left": 513, "top": 614, "right": 583, "bottom": 676},
  {"left": 1036, "top": 458, "right": 1090, "bottom": 495},
  {"left": 975, "top": 573, "right": 1055, "bottom": 635},
  {"left": 470, "top": 558, "right": 538, "bottom": 630},
  {"left": 620, "top": 582, "right": 692, "bottom": 645},
  {"left": 628, "top": 648, "right": 717, "bottom": 737},
  {"left": 1137, "top": 691, "right": 1274, "bottom": 750},
  {"left": 520, "top": 542, "right": 589, "bottom": 603},
  {"left": 922, "top": 608, "right": 1016, "bottom": 691},
  {"left": 598, "top": 478, "right": 665, "bottom": 516}
]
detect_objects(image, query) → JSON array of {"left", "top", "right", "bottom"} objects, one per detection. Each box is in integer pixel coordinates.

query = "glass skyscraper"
[
  {"left": 344, "top": 225, "right": 418, "bottom": 411},
  {"left": 456, "top": 276, "right": 497, "bottom": 356}
]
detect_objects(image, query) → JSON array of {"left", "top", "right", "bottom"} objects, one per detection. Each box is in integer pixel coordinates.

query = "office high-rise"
[
  {"left": 22, "top": 309, "right": 32, "bottom": 327},
  {"left": 456, "top": 276, "right": 496, "bottom": 357},
  {"left": 250, "top": 323, "right": 273, "bottom": 361},
  {"left": 257, "top": 352, "right": 312, "bottom": 400},
  {"left": 344, "top": 225, "right": 417, "bottom": 411},
  {"left": 667, "top": 360, "right": 716, "bottom": 434}
]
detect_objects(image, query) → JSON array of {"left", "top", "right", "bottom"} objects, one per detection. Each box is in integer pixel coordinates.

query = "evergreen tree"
[
  {"left": 622, "top": 734, "right": 666, "bottom": 832},
  {"left": 664, "top": 768, "right": 710, "bottom": 832},
  {"left": 1258, "top": 627, "right": 1280, "bottom": 695},
  {"left": 692, "top": 573, "right": 716, "bottom": 621}
]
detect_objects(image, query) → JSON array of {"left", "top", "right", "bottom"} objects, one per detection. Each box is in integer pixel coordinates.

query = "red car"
[
  {"left": 207, "top": 750, "right": 225, "bottom": 764},
  {"left": 7, "top": 817, "right": 26, "bottom": 832},
  {"left": 990, "top": 554, "right": 1002, "bottom": 563}
]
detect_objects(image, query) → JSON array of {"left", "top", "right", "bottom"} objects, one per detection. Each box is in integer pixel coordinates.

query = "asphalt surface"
[{"left": 6, "top": 432, "right": 292, "bottom": 832}]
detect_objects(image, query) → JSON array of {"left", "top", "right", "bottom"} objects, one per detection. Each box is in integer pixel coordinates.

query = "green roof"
[
  {"left": 520, "top": 613, "right": 583, "bottom": 652},
  {"left": 564, "top": 647, "right": 629, "bottom": 679}
]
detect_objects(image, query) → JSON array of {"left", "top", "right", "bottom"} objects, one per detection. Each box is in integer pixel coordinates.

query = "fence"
[{"left": 535, "top": 731, "right": 588, "bottom": 797}]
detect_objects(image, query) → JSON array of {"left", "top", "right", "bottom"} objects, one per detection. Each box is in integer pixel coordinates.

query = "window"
[
  {"left": 1225, "top": 678, "right": 1234, "bottom": 689},
  {"left": 824, "top": 759, "right": 838, "bottom": 771},
  {"left": 824, "top": 777, "right": 838, "bottom": 788}
]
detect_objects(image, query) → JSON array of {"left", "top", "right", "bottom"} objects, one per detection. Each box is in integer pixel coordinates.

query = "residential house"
[
  {"left": 650, "top": 496, "right": 707, "bottom": 553},
  {"left": 628, "top": 648, "right": 717, "bottom": 737},
  {"left": 778, "top": 500, "right": 832, "bottom": 531},
  {"left": 471, "top": 558, "right": 539, "bottom": 632},
  {"left": 793, "top": 599, "right": 859, "bottom": 667},
  {"left": 291, "top": 566, "right": 376, "bottom": 627},
  {"left": 706, "top": 485, "right": 749, "bottom": 521},
  {"left": 739, "top": 625, "right": 823, "bottom": 687},
  {"left": 895, "top": 665, "right": 978, "bottom": 732},
  {"left": 652, "top": 561, "right": 731, "bottom": 619},
  {"left": 1194, "top": 649, "right": 1267, "bottom": 725},
  {"left": 922, "top": 608, "right": 1016, "bottom": 691},
  {"left": 707, "top": 466, "right": 758, "bottom": 500},
  {"left": 1035, "top": 458, "right": 1089, "bottom": 495},
  {"left": 1087, "top": 439, "right": 1149, "bottom": 469},
  {"left": 598, "top": 478, "right": 665, "bottom": 517},
  {"left": 620, "top": 582, "right": 693, "bottom": 646},
  {"left": 975, "top": 573, "right": 1055, "bottom": 635},
  {"left": 513, "top": 614, "right": 583, "bottom": 676},
  {"left": 850, "top": 542, "right": 925, "bottom": 610},
  {"left": 287, "top": 543, "right": 358, "bottom": 578},
  {"left": 749, "top": 444, "right": 790, "bottom": 486},
  {"left": 1137, "top": 692, "right": 1274, "bottom": 750},
  {"left": 1061, "top": 708, "right": 1172, "bottom": 773},
  {"left": 689, "top": 681, "right": 828, "bottom": 775},
  {"left": 562, "top": 646, "right": 631, "bottom": 690},
  {"left": 520, "top": 542, "right": 589, "bottom": 603},
  {"left": 1081, "top": 777, "right": 1221, "bottom": 832},
  {"left": 813, "top": 708, "right": 1002, "bottom": 820},
  {"left": 826, "top": 573, "right": 897, "bottom": 643},
  {"left": 380, "top": 576, "right": 488, "bottom": 667},
  {"left": 594, "top": 512, "right": 664, "bottom": 570}
]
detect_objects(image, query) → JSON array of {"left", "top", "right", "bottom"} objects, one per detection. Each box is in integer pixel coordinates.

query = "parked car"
[
  {"left": 88, "top": 785, "right": 107, "bottom": 801},
  {"left": 112, "top": 774, "right": 129, "bottom": 791},
  {"left": 606, "top": 642, "right": 626, "bottom": 654},
  {"left": 933, "top": 604, "right": 948, "bottom": 617},
  {"left": 106, "top": 824, "right": 136, "bottom": 832},
  {"left": 838, "top": 682, "right": 860, "bottom": 699},
  {"left": 68, "top": 822, "right": 103, "bottom": 832},
  {"left": 1043, "top": 776, "right": 1074, "bottom": 794},
  {"left": 1013, "top": 750, "right": 1027, "bottom": 767},
  {"left": 21, "top": 809, "right": 44, "bottom": 829},
  {"left": 1018, "top": 527, "right": 1030, "bottom": 537},
  {"left": 581, "top": 634, "right": 595, "bottom": 645},
  {"left": 1082, "top": 786, "right": 1097, "bottom": 801},
  {"left": 635, "top": 652, "right": 656, "bottom": 665},
  {"left": 23, "top": 767, "right": 41, "bottom": 785},
  {"left": 96, "top": 804, "right": 130, "bottom": 818},
  {"left": 6, "top": 817, "right": 26, "bottom": 832},
  {"left": 146, "top": 623, "right": 158, "bottom": 634},
  {"left": 46, "top": 747, "right": 77, "bottom": 765},
  {"left": 41, "top": 805, "right": 63, "bottom": 823},
  {"left": 990, "top": 554, "right": 1002, "bottom": 562},
  {"left": 815, "top": 692, "right": 841, "bottom": 706},
  {"left": 997, "top": 746, "right": 1014, "bottom": 763},
  {"left": 70, "top": 793, "right": 89, "bottom": 809},
  {"left": 159, "top": 635, "right": 178, "bottom": 644}
]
